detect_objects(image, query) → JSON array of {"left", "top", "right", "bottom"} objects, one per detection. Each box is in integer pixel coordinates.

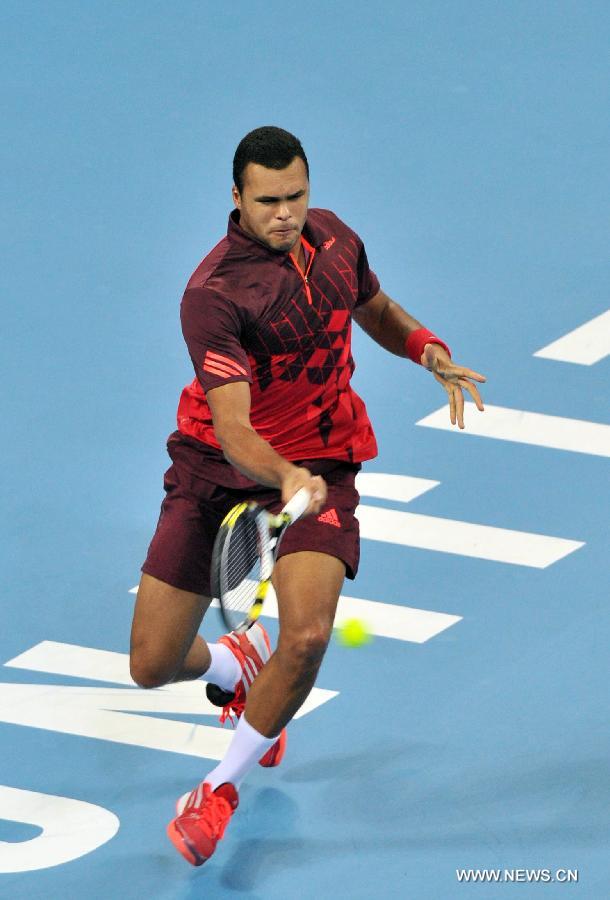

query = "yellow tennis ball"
[{"left": 337, "top": 618, "right": 371, "bottom": 647}]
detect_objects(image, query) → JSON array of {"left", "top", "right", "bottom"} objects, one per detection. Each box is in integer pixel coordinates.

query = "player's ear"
[{"left": 232, "top": 185, "right": 241, "bottom": 209}]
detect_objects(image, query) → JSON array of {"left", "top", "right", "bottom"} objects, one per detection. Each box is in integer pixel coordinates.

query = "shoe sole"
[{"left": 167, "top": 819, "right": 207, "bottom": 866}]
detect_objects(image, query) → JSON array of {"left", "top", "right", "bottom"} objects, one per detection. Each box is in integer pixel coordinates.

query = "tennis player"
[{"left": 130, "top": 126, "right": 486, "bottom": 866}]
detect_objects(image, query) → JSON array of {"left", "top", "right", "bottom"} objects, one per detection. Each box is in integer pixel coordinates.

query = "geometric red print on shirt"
[
  {"left": 249, "top": 288, "right": 353, "bottom": 448},
  {"left": 202, "top": 350, "right": 248, "bottom": 379},
  {"left": 176, "top": 208, "right": 380, "bottom": 467},
  {"left": 252, "top": 291, "right": 352, "bottom": 391},
  {"left": 317, "top": 507, "right": 341, "bottom": 527}
]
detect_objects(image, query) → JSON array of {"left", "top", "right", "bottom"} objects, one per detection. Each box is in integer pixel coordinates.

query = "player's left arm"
[{"left": 353, "top": 289, "right": 486, "bottom": 429}]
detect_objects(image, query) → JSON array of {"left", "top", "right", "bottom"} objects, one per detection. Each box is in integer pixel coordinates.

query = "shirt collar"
[{"left": 227, "top": 209, "right": 321, "bottom": 261}]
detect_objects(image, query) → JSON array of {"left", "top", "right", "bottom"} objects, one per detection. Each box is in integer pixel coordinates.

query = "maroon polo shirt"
[{"left": 172, "top": 207, "right": 380, "bottom": 487}]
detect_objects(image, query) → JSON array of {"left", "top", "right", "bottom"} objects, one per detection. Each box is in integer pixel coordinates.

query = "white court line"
[
  {"left": 533, "top": 309, "right": 610, "bottom": 365},
  {"left": 355, "top": 472, "right": 439, "bottom": 503},
  {"left": 4, "top": 641, "right": 336, "bottom": 719},
  {"left": 357, "top": 505, "right": 581, "bottom": 569},
  {"left": 3, "top": 641, "right": 335, "bottom": 719},
  {"left": 333, "top": 594, "right": 461, "bottom": 643},
  {"left": 128, "top": 586, "right": 461, "bottom": 643},
  {"left": 234, "top": 587, "right": 462, "bottom": 644},
  {"left": 417, "top": 403, "right": 610, "bottom": 458},
  {"left": 0, "top": 681, "right": 236, "bottom": 762},
  {"left": 356, "top": 473, "right": 581, "bottom": 567}
]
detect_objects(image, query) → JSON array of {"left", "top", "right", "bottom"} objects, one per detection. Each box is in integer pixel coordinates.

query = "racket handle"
[{"left": 281, "top": 487, "right": 310, "bottom": 523}]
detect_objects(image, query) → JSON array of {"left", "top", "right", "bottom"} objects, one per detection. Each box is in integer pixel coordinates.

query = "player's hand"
[
  {"left": 281, "top": 467, "right": 327, "bottom": 516},
  {"left": 421, "top": 343, "right": 486, "bottom": 430}
]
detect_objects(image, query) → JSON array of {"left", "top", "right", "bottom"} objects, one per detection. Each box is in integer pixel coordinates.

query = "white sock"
[
  {"left": 203, "top": 643, "right": 241, "bottom": 692},
  {"left": 204, "top": 715, "right": 276, "bottom": 791}
]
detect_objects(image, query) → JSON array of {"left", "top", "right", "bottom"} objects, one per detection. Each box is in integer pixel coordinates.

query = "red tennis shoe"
[
  {"left": 205, "top": 622, "right": 287, "bottom": 767},
  {"left": 168, "top": 781, "right": 238, "bottom": 866}
]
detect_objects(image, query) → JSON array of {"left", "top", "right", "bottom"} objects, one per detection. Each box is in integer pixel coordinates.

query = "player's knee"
[
  {"left": 129, "top": 650, "right": 173, "bottom": 689},
  {"left": 280, "top": 626, "right": 331, "bottom": 676}
]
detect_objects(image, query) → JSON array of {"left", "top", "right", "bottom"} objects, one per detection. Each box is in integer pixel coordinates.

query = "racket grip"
[{"left": 281, "top": 487, "right": 311, "bottom": 523}]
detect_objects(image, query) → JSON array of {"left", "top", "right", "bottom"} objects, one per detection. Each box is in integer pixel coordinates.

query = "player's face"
[{"left": 232, "top": 157, "right": 309, "bottom": 254}]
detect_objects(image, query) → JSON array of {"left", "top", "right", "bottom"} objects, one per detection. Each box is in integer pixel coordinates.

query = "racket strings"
[{"left": 220, "top": 513, "right": 268, "bottom": 614}]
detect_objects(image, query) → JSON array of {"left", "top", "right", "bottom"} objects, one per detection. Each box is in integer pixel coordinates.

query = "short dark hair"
[{"left": 233, "top": 126, "right": 309, "bottom": 193}]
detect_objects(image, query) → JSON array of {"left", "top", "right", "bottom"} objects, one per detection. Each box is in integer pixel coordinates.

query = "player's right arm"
[{"left": 206, "top": 380, "right": 326, "bottom": 514}]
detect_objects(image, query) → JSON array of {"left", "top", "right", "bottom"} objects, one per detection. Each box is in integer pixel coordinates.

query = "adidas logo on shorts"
[{"left": 317, "top": 508, "right": 340, "bottom": 527}]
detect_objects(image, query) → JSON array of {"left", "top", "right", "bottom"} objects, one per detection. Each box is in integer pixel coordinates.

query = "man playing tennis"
[{"left": 130, "top": 126, "right": 486, "bottom": 866}]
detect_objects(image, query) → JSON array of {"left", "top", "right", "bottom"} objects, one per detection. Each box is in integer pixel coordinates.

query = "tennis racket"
[{"left": 211, "top": 487, "right": 311, "bottom": 633}]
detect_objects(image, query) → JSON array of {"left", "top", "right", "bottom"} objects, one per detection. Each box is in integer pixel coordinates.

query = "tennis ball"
[{"left": 337, "top": 618, "right": 371, "bottom": 648}]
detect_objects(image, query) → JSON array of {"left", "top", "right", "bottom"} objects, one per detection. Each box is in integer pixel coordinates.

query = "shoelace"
[
  {"left": 219, "top": 685, "right": 246, "bottom": 726},
  {"left": 188, "top": 786, "right": 232, "bottom": 839}
]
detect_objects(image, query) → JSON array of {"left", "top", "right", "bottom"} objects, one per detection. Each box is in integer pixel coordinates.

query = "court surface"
[{"left": 2, "top": 2, "right": 609, "bottom": 897}]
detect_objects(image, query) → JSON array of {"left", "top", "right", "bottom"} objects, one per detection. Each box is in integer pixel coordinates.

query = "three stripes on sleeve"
[{"left": 202, "top": 350, "right": 248, "bottom": 380}]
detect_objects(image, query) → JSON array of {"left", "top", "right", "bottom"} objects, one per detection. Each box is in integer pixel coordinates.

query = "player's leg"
[
  {"left": 131, "top": 460, "right": 244, "bottom": 691},
  {"left": 237, "top": 463, "right": 360, "bottom": 737},
  {"left": 201, "top": 466, "right": 358, "bottom": 769},
  {"left": 130, "top": 573, "right": 246, "bottom": 692},
  {"left": 198, "top": 551, "right": 343, "bottom": 792},
  {"left": 243, "top": 550, "right": 344, "bottom": 735},
  {"left": 168, "top": 550, "right": 344, "bottom": 866},
  {"left": 129, "top": 573, "right": 211, "bottom": 688},
  {"left": 168, "top": 466, "right": 359, "bottom": 866}
]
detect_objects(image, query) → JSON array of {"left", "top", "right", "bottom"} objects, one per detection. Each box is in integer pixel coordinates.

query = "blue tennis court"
[{"left": 2, "top": 2, "right": 609, "bottom": 896}]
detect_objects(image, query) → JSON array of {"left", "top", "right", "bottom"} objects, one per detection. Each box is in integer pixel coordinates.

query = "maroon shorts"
[{"left": 141, "top": 452, "right": 361, "bottom": 596}]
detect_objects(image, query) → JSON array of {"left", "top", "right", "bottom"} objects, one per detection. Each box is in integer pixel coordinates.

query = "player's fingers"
[
  {"left": 456, "top": 367, "right": 486, "bottom": 383},
  {"left": 282, "top": 467, "right": 324, "bottom": 512},
  {"left": 433, "top": 371, "right": 466, "bottom": 427},
  {"left": 455, "top": 386, "right": 465, "bottom": 429},
  {"left": 448, "top": 384, "right": 457, "bottom": 425},
  {"left": 438, "top": 363, "right": 487, "bottom": 384},
  {"left": 310, "top": 475, "right": 327, "bottom": 501},
  {"left": 433, "top": 371, "right": 454, "bottom": 389},
  {"left": 458, "top": 378, "right": 485, "bottom": 411},
  {"left": 432, "top": 372, "right": 456, "bottom": 423},
  {"left": 308, "top": 475, "right": 327, "bottom": 514}
]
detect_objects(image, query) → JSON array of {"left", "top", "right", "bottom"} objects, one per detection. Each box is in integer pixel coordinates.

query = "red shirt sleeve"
[
  {"left": 180, "top": 287, "right": 252, "bottom": 392},
  {"left": 354, "top": 237, "right": 380, "bottom": 307}
]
